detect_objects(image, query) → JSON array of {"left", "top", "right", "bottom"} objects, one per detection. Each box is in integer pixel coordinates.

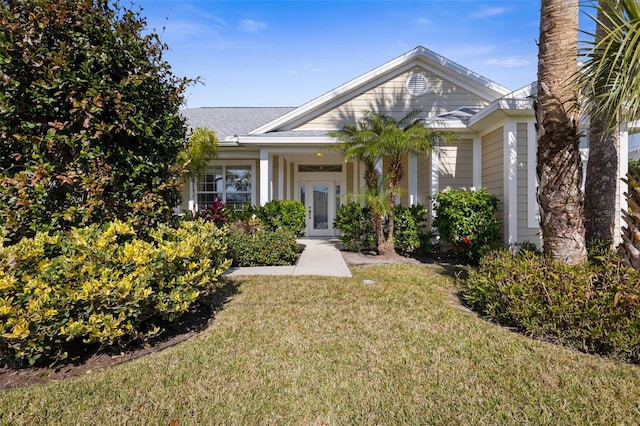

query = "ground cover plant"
[
  {"left": 461, "top": 248, "right": 640, "bottom": 363},
  {"left": 0, "top": 220, "right": 229, "bottom": 366},
  {"left": 2, "top": 264, "right": 640, "bottom": 425}
]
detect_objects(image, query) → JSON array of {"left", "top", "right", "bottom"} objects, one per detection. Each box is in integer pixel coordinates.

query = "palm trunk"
[
  {"left": 536, "top": 0, "right": 587, "bottom": 264},
  {"left": 584, "top": 0, "right": 620, "bottom": 249}
]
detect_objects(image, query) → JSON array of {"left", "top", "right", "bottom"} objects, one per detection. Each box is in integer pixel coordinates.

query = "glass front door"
[{"left": 300, "top": 181, "right": 341, "bottom": 237}]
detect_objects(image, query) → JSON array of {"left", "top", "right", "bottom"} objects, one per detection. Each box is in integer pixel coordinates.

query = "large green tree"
[
  {"left": 331, "top": 110, "right": 453, "bottom": 256},
  {"left": 536, "top": 0, "right": 588, "bottom": 264},
  {"left": 0, "top": 0, "right": 191, "bottom": 242}
]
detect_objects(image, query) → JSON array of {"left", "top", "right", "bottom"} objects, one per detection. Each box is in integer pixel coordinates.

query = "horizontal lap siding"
[
  {"left": 298, "top": 68, "right": 490, "bottom": 130},
  {"left": 516, "top": 123, "right": 541, "bottom": 245},
  {"left": 482, "top": 127, "right": 504, "bottom": 236},
  {"left": 439, "top": 139, "right": 473, "bottom": 189}
]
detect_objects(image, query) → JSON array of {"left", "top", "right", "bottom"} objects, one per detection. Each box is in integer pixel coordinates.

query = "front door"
[{"left": 299, "top": 182, "right": 341, "bottom": 237}]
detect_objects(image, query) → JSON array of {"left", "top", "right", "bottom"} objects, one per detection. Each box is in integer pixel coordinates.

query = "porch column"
[
  {"left": 375, "top": 158, "right": 383, "bottom": 192},
  {"left": 503, "top": 120, "right": 518, "bottom": 245},
  {"left": 430, "top": 145, "right": 440, "bottom": 197},
  {"left": 188, "top": 179, "right": 196, "bottom": 213},
  {"left": 408, "top": 154, "right": 418, "bottom": 205},
  {"left": 277, "top": 155, "right": 284, "bottom": 200},
  {"left": 472, "top": 136, "right": 482, "bottom": 190},
  {"left": 259, "top": 149, "right": 271, "bottom": 206}
]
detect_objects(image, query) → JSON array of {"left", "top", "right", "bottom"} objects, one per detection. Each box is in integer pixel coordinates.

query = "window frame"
[{"left": 196, "top": 161, "right": 256, "bottom": 211}]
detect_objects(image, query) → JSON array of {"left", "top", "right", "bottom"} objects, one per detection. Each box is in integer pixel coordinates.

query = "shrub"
[
  {"left": 0, "top": 0, "right": 191, "bottom": 243},
  {"left": 432, "top": 188, "right": 500, "bottom": 264},
  {"left": 461, "top": 249, "right": 640, "bottom": 363},
  {"left": 0, "top": 220, "right": 230, "bottom": 366},
  {"left": 391, "top": 204, "right": 437, "bottom": 255},
  {"left": 333, "top": 203, "right": 375, "bottom": 252},
  {"left": 256, "top": 200, "right": 306, "bottom": 237},
  {"left": 196, "top": 197, "right": 229, "bottom": 226},
  {"left": 226, "top": 228, "right": 298, "bottom": 267},
  {"left": 334, "top": 202, "right": 435, "bottom": 255}
]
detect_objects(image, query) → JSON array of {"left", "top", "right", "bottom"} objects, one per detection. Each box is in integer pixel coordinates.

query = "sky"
[{"left": 132, "top": 0, "right": 597, "bottom": 109}]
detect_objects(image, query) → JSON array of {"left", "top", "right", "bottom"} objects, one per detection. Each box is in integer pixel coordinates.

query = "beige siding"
[
  {"left": 346, "top": 162, "right": 354, "bottom": 195},
  {"left": 417, "top": 154, "right": 431, "bottom": 206},
  {"left": 179, "top": 179, "right": 191, "bottom": 212},
  {"left": 516, "top": 123, "right": 541, "bottom": 245},
  {"left": 298, "top": 67, "right": 490, "bottom": 130},
  {"left": 439, "top": 139, "right": 473, "bottom": 189},
  {"left": 482, "top": 127, "right": 504, "bottom": 235}
]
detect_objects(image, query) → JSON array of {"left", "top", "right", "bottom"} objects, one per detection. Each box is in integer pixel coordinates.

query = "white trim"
[
  {"left": 619, "top": 129, "right": 629, "bottom": 245},
  {"left": 277, "top": 155, "right": 284, "bottom": 200},
  {"left": 527, "top": 121, "right": 539, "bottom": 228},
  {"left": 193, "top": 161, "right": 256, "bottom": 210},
  {"left": 250, "top": 46, "right": 509, "bottom": 135},
  {"left": 431, "top": 146, "right": 440, "bottom": 197},
  {"left": 259, "top": 149, "right": 270, "bottom": 206},
  {"left": 188, "top": 179, "right": 196, "bottom": 213},
  {"left": 408, "top": 154, "right": 418, "bottom": 205},
  {"left": 504, "top": 120, "right": 518, "bottom": 244},
  {"left": 472, "top": 136, "right": 481, "bottom": 189}
]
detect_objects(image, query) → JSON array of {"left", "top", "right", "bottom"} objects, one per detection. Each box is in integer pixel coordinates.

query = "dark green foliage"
[
  {"left": 432, "top": 189, "right": 500, "bottom": 264},
  {"left": 333, "top": 202, "right": 375, "bottom": 251},
  {"left": 391, "top": 204, "right": 437, "bottom": 255},
  {"left": 462, "top": 249, "right": 640, "bottom": 363},
  {"left": 0, "top": 0, "right": 191, "bottom": 243},
  {"left": 226, "top": 228, "right": 298, "bottom": 267},
  {"left": 334, "top": 202, "right": 434, "bottom": 255},
  {"left": 0, "top": 220, "right": 230, "bottom": 366},
  {"left": 256, "top": 200, "right": 306, "bottom": 237}
]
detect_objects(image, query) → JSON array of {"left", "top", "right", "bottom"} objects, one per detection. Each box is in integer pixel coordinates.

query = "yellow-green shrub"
[{"left": 0, "top": 220, "right": 230, "bottom": 366}]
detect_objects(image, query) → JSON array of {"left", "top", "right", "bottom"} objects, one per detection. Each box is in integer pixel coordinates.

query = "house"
[{"left": 179, "top": 46, "right": 629, "bottom": 246}]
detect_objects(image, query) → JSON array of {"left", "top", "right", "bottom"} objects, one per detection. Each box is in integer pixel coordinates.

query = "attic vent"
[{"left": 406, "top": 72, "right": 429, "bottom": 96}]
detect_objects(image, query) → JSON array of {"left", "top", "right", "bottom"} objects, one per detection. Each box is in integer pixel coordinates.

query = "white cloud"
[
  {"left": 239, "top": 19, "right": 267, "bottom": 33},
  {"left": 486, "top": 57, "right": 530, "bottom": 68},
  {"left": 416, "top": 16, "right": 432, "bottom": 25},
  {"left": 472, "top": 6, "right": 508, "bottom": 18}
]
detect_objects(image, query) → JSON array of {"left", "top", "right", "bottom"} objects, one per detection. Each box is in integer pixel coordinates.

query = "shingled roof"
[{"left": 180, "top": 107, "right": 296, "bottom": 140}]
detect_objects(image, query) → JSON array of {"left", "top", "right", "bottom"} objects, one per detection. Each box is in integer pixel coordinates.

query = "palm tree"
[
  {"left": 176, "top": 127, "right": 218, "bottom": 212},
  {"left": 582, "top": 1, "right": 620, "bottom": 249},
  {"left": 536, "top": 0, "right": 588, "bottom": 264},
  {"left": 330, "top": 110, "right": 454, "bottom": 255},
  {"left": 579, "top": 0, "right": 640, "bottom": 264}
]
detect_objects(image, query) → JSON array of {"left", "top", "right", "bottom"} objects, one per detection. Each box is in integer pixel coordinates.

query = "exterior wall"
[
  {"left": 179, "top": 179, "right": 191, "bottom": 212},
  {"left": 516, "top": 122, "right": 541, "bottom": 245},
  {"left": 481, "top": 127, "right": 505, "bottom": 236},
  {"left": 417, "top": 154, "right": 431, "bottom": 206},
  {"left": 298, "top": 67, "right": 490, "bottom": 130},
  {"left": 438, "top": 138, "right": 473, "bottom": 189},
  {"left": 346, "top": 162, "right": 354, "bottom": 195}
]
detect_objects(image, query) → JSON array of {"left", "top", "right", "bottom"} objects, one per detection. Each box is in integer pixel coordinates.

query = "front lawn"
[{"left": 1, "top": 264, "right": 640, "bottom": 424}]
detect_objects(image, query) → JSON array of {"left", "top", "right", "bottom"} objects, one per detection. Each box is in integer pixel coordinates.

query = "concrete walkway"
[{"left": 223, "top": 237, "right": 352, "bottom": 277}]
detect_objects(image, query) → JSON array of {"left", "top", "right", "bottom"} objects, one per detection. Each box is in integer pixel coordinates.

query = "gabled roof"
[
  {"left": 250, "top": 46, "right": 511, "bottom": 135},
  {"left": 180, "top": 107, "right": 295, "bottom": 141}
]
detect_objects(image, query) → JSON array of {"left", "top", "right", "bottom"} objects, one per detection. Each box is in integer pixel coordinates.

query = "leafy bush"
[
  {"left": 461, "top": 249, "right": 640, "bottom": 363},
  {"left": 0, "top": 220, "right": 230, "bottom": 366},
  {"left": 196, "top": 198, "right": 229, "bottom": 226},
  {"left": 0, "top": 0, "right": 190, "bottom": 243},
  {"left": 333, "top": 203, "right": 375, "bottom": 252},
  {"left": 226, "top": 228, "right": 298, "bottom": 267},
  {"left": 432, "top": 188, "right": 500, "bottom": 264},
  {"left": 256, "top": 200, "right": 306, "bottom": 237},
  {"left": 334, "top": 202, "right": 435, "bottom": 255},
  {"left": 391, "top": 204, "right": 437, "bottom": 255}
]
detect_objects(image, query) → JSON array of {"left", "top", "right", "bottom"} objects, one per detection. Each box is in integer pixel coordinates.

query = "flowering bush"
[{"left": 432, "top": 188, "right": 500, "bottom": 264}]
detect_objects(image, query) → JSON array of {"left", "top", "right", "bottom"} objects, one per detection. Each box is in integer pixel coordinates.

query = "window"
[{"left": 197, "top": 164, "right": 252, "bottom": 211}]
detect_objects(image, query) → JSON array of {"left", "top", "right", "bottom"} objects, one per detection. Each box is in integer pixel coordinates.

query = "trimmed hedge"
[
  {"left": 226, "top": 227, "right": 299, "bottom": 267},
  {"left": 256, "top": 200, "right": 306, "bottom": 237},
  {"left": 432, "top": 188, "right": 500, "bottom": 264},
  {"left": 334, "top": 202, "right": 434, "bottom": 255},
  {"left": 461, "top": 249, "right": 640, "bottom": 363},
  {"left": 0, "top": 220, "right": 230, "bottom": 366}
]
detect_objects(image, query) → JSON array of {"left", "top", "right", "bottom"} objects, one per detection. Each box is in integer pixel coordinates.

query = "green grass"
[{"left": 2, "top": 264, "right": 640, "bottom": 425}]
